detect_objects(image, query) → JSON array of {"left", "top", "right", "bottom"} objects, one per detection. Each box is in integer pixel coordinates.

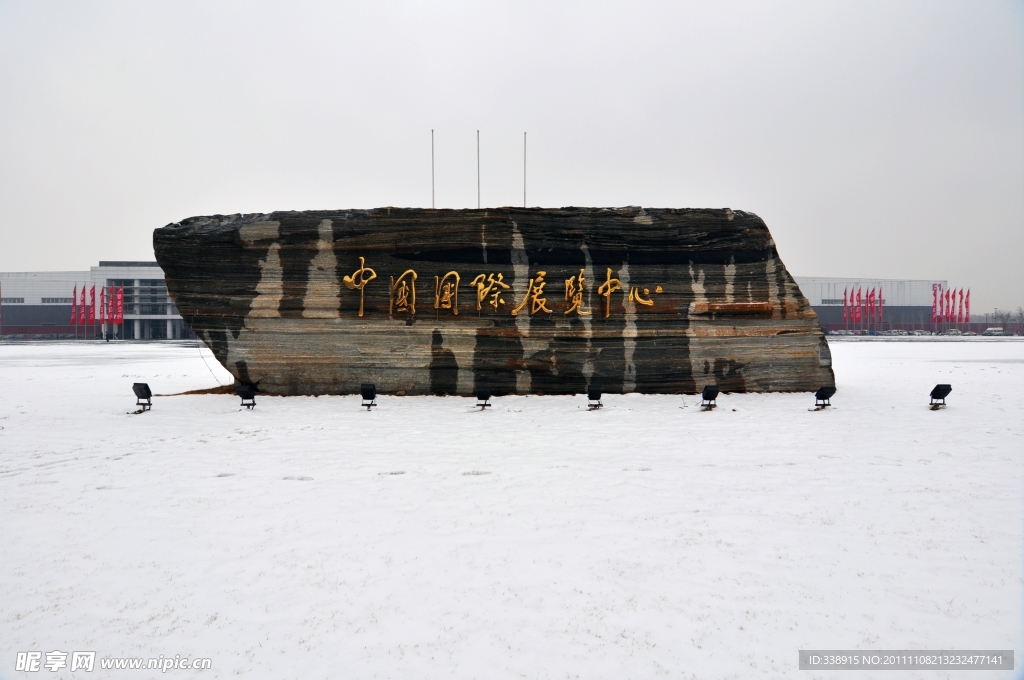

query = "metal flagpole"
[
  {"left": 476, "top": 130, "right": 480, "bottom": 209},
  {"left": 431, "top": 129, "right": 435, "bottom": 209},
  {"left": 523, "top": 132, "right": 526, "bottom": 208}
]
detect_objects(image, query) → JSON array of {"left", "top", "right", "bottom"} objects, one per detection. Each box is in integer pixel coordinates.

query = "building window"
[
  {"left": 107, "top": 279, "right": 137, "bottom": 315},
  {"left": 139, "top": 279, "right": 168, "bottom": 315},
  {"left": 41, "top": 298, "right": 73, "bottom": 304},
  {"left": 821, "top": 299, "right": 843, "bottom": 305},
  {"left": 1, "top": 297, "right": 25, "bottom": 303}
]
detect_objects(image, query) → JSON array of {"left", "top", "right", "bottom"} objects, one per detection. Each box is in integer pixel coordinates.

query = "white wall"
[{"left": 794, "top": 277, "right": 948, "bottom": 307}]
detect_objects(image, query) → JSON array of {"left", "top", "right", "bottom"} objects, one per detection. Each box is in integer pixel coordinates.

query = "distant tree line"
[{"left": 989, "top": 307, "right": 1024, "bottom": 334}]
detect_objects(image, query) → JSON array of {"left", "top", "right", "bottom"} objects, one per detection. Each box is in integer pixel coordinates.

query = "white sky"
[{"left": 1, "top": 1, "right": 1021, "bottom": 311}]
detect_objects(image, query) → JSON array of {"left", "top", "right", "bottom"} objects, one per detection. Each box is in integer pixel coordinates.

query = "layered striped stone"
[{"left": 154, "top": 207, "right": 835, "bottom": 396}]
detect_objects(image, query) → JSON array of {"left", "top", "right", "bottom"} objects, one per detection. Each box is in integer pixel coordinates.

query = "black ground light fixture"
[
  {"left": 930, "top": 384, "right": 952, "bottom": 410},
  {"left": 814, "top": 386, "right": 836, "bottom": 409},
  {"left": 132, "top": 383, "right": 152, "bottom": 412},
  {"left": 701, "top": 385, "right": 719, "bottom": 411},
  {"left": 587, "top": 385, "right": 603, "bottom": 410},
  {"left": 236, "top": 384, "right": 257, "bottom": 410},
  {"left": 476, "top": 386, "right": 491, "bottom": 409},
  {"left": 360, "top": 384, "right": 377, "bottom": 411}
]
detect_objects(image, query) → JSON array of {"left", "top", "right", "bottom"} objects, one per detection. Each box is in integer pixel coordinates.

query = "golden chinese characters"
[
  {"left": 564, "top": 269, "right": 591, "bottom": 316},
  {"left": 511, "top": 270, "right": 553, "bottom": 316},
  {"left": 596, "top": 268, "right": 622, "bottom": 318},
  {"left": 389, "top": 269, "right": 418, "bottom": 315},
  {"left": 342, "top": 256, "right": 377, "bottom": 317},
  {"left": 628, "top": 286, "right": 654, "bottom": 306},
  {"left": 470, "top": 273, "right": 511, "bottom": 311},
  {"left": 434, "top": 271, "right": 460, "bottom": 315},
  {"left": 350, "top": 262, "right": 659, "bottom": 319}
]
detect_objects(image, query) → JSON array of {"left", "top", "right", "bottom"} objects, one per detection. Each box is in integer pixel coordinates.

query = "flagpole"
[
  {"left": 523, "top": 132, "right": 527, "bottom": 208},
  {"left": 431, "top": 129, "right": 435, "bottom": 210},
  {"left": 476, "top": 129, "right": 480, "bottom": 210}
]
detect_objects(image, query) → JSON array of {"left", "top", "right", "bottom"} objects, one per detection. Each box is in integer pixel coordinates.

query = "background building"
[
  {"left": 0, "top": 261, "right": 193, "bottom": 340},
  {"left": 792, "top": 276, "right": 994, "bottom": 332}
]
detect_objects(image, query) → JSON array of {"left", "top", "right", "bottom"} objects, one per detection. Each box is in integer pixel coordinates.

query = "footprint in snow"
[
  {"left": 379, "top": 471, "right": 405, "bottom": 476},
  {"left": 216, "top": 473, "right": 235, "bottom": 477},
  {"left": 282, "top": 476, "right": 313, "bottom": 481},
  {"left": 462, "top": 471, "right": 491, "bottom": 476}
]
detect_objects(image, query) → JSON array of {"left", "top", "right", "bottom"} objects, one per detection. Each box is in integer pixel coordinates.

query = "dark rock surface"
[{"left": 154, "top": 207, "right": 834, "bottom": 396}]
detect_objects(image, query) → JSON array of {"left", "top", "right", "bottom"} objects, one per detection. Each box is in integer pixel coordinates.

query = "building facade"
[
  {"left": 791, "top": 276, "right": 994, "bottom": 332},
  {"left": 0, "top": 262, "right": 193, "bottom": 340}
]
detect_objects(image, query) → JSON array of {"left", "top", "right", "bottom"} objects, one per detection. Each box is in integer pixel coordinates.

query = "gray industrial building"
[
  {"left": 0, "top": 262, "right": 193, "bottom": 340},
  {"left": 791, "top": 276, "right": 1001, "bottom": 332}
]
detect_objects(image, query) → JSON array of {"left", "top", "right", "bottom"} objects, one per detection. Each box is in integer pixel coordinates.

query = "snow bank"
[{"left": 1, "top": 340, "right": 1021, "bottom": 679}]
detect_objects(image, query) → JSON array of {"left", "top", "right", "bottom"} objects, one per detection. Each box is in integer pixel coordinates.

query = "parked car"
[{"left": 982, "top": 327, "right": 1005, "bottom": 336}]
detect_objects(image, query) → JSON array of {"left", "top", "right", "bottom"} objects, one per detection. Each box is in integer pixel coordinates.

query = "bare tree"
[{"left": 992, "top": 308, "right": 1011, "bottom": 329}]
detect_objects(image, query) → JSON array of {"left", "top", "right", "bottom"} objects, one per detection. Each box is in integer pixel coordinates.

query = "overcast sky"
[{"left": 1, "top": 1, "right": 1021, "bottom": 310}]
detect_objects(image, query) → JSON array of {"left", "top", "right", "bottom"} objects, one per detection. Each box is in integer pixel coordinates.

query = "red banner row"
[{"left": 70, "top": 285, "right": 124, "bottom": 325}]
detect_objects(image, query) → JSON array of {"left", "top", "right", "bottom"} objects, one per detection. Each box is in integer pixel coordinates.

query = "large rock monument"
[{"left": 154, "top": 207, "right": 834, "bottom": 396}]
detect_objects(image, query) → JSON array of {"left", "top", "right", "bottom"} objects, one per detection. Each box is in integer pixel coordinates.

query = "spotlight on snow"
[
  {"left": 236, "top": 384, "right": 257, "bottom": 410},
  {"left": 132, "top": 383, "right": 152, "bottom": 412},
  {"left": 360, "top": 384, "right": 377, "bottom": 411},
  {"left": 930, "top": 384, "right": 952, "bottom": 410},
  {"left": 476, "top": 387, "right": 491, "bottom": 410},
  {"left": 701, "top": 385, "right": 719, "bottom": 411},
  {"left": 814, "top": 386, "right": 836, "bottom": 409},
  {"left": 587, "top": 385, "right": 603, "bottom": 411}
]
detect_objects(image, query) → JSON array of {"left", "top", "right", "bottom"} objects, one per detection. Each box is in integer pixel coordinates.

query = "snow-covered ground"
[{"left": 1, "top": 339, "right": 1021, "bottom": 679}]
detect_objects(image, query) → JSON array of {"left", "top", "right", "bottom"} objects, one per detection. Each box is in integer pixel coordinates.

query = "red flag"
[
  {"left": 965, "top": 289, "right": 970, "bottom": 323},
  {"left": 71, "top": 285, "right": 78, "bottom": 325},
  {"left": 88, "top": 285, "right": 96, "bottom": 325},
  {"left": 115, "top": 286, "right": 124, "bottom": 324},
  {"left": 842, "top": 288, "right": 848, "bottom": 322},
  {"left": 79, "top": 286, "right": 86, "bottom": 324},
  {"left": 931, "top": 285, "right": 937, "bottom": 324},
  {"left": 856, "top": 288, "right": 862, "bottom": 323},
  {"left": 878, "top": 287, "right": 883, "bottom": 323},
  {"left": 98, "top": 286, "right": 105, "bottom": 323},
  {"left": 957, "top": 288, "right": 964, "bottom": 323},
  {"left": 108, "top": 285, "right": 115, "bottom": 322},
  {"left": 945, "top": 288, "right": 952, "bottom": 322},
  {"left": 869, "top": 288, "right": 876, "bottom": 322}
]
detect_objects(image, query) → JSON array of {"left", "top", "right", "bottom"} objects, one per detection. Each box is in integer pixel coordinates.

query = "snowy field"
[{"left": 1, "top": 339, "right": 1022, "bottom": 679}]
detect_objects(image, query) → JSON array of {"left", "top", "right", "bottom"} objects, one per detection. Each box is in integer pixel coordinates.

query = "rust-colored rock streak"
[{"left": 154, "top": 207, "right": 834, "bottom": 396}]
